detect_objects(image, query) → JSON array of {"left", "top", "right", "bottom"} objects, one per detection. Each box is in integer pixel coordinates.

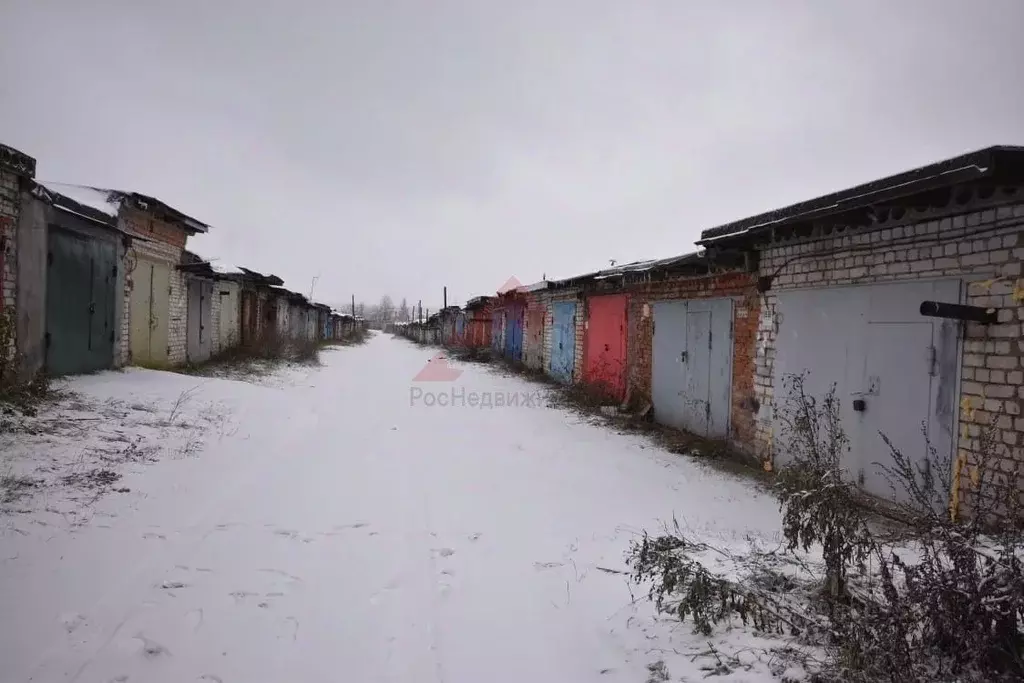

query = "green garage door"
[{"left": 45, "top": 227, "right": 117, "bottom": 376}]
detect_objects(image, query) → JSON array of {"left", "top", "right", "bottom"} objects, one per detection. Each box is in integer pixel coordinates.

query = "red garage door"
[{"left": 584, "top": 294, "right": 627, "bottom": 401}]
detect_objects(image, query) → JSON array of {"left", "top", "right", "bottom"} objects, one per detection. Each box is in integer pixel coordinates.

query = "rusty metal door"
[
  {"left": 583, "top": 294, "right": 627, "bottom": 400},
  {"left": 524, "top": 307, "right": 545, "bottom": 369}
]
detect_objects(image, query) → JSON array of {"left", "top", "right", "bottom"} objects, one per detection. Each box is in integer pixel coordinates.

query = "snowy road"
[{"left": 2, "top": 334, "right": 785, "bottom": 682}]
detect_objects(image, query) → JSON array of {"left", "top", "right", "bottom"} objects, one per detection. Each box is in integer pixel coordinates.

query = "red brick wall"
[
  {"left": 122, "top": 206, "right": 189, "bottom": 248},
  {"left": 625, "top": 271, "right": 760, "bottom": 454}
]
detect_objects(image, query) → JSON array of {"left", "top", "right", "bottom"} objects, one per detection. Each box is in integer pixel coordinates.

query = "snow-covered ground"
[{"left": 1, "top": 333, "right": 793, "bottom": 682}]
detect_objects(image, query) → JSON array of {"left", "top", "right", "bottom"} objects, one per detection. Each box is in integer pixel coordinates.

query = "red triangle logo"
[{"left": 412, "top": 353, "right": 463, "bottom": 382}]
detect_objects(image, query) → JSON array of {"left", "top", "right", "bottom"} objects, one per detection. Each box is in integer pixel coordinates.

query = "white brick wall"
[{"left": 753, "top": 203, "right": 1024, "bottom": 511}]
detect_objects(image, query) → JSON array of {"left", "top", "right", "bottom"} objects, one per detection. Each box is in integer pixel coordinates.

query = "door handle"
[
  {"left": 88, "top": 302, "right": 96, "bottom": 313},
  {"left": 604, "top": 343, "right": 610, "bottom": 352},
  {"left": 680, "top": 351, "right": 688, "bottom": 362}
]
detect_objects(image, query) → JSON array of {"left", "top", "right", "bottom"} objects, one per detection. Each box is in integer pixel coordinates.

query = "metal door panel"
[
  {"left": 857, "top": 322, "right": 934, "bottom": 500},
  {"left": 550, "top": 301, "right": 576, "bottom": 383},
  {"left": 89, "top": 239, "right": 117, "bottom": 371},
  {"left": 45, "top": 229, "right": 91, "bottom": 376},
  {"left": 129, "top": 260, "right": 153, "bottom": 362},
  {"left": 149, "top": 263, "right": 171, "bottom": 363},
  {"left": 584, "top": 294, "right": 627, "bottom": 399},
  {"left": 681, "top": 309, "right": 712, "bottom": 435},
  {"left": 652, "top": 301, "right": 688, "bottom": 430}
]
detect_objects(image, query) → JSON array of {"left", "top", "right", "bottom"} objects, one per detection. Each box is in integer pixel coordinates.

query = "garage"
[
  {"left": 772, "top": 279, "right": 961, "bottom": 501},
  {"left": 652, "top": 298, "right": 734, "bottom": 438}
]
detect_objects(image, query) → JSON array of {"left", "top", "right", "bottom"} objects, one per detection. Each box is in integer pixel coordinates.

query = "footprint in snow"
[
  {"left": 272, "top": 529, "right": 298, "bottom": 539},
  {"left": 198, "top": 675, "right": 224, "bottom": 683},
  {"left": 59, "top": 612, "right": 85, "bottom": 634},
  {"left": 468, "top": 532, "right": 482, "bottom": 542},
  {"left": 534, "top": 561, "right": 563, "bottom": 571},
  {"left": 159, "top": 581, "right": 188, "bottom": 590},
  {"left": 136, "top": 634, "right": 171, "bottom": 659},
  {"left": 433, "top": 548, "right": 456, "bottom": 558},
  {"left": 229, "top": 590, "right": 258, "bottom": 603},
  {"left": 142, "top": 532, "right": 166, "bottom": 540}
]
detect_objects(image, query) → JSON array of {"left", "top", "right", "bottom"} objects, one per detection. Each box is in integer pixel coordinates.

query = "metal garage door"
[
  {"left": 187, "top": 279, "right": 213, "bottom": 363},
  {"left": 504, "top": 303, "right": 524, "bottom": 362},
  {"left": 524, "top": 307, "right": 545, "bottom": 369},
  {"left": 45, "top": 227, "right": 117, "bottom": 376},
  {"left": 773, "top": 279, "right": 961, "bottom": 503},
  {"left": 652, "top": 298, "right": 734, "bottom": 438},
  {"left": 129, "top": 258, "right": 170, "bottom": 365},
  {"left": 550, "top": 301, "right": 576, "bottom": 383},
  {"left": 584, "top": 294, "right": 627, "bottom": 400}
]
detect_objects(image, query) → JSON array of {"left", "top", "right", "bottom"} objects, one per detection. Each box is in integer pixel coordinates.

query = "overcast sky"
[{"left": 3, "top": 1, "right": 1023, "bottom": 310}]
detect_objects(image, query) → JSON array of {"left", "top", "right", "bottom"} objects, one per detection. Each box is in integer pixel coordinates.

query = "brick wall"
[
  {"left": 122, "top": 207, "right": 188, "bottom": 248},
  {"left": 210, "top": 279, "right": 223, "bottom": 356},
  {"left": 753, "top": 202, "right": 1024, "bottom": 514},
  {"left": 1, "top": 170, "right": 18, "bottom": 318},
  {"left": 625, "top": 272, "right": 760, "bottom": 452}
]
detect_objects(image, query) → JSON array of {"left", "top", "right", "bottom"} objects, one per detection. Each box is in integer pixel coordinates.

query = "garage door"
[
  {"left": 45, "top": 228, "right": 118, "bottom": 375},
  {"left": 549, "top": 301, "right": 576, "bottom": 384},
  {"left": 129, "top": 258, "right": 171, "bottom": 365},
  {"left": 773, "top": 279, "right": 961, "bottom": 503},
  {"left": 584, "top": 294, "right": 627, "bottom": 400},
  {"left": 652, "top": 298, "right": 733, "bottom": 438}
]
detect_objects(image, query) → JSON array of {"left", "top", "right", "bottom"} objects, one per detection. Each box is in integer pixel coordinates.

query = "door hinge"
[
  {"left": 652, "top": 320, "right": 655, "bottom": 336},
  {"left": 928, "top": 345, "right": 937, "bottom": 377},
  {"left": 708, "top": 328, "right": 713, "bottom": 349},
  {"left": 47, "top": 251, "right": 53, "bottom": 267},
  {"left": 112, "top": 264, "right": 118, "bottom": 277},
  {"left": 109, "top": 330, "right": 115, "bottom": 343},
  {"left": 44, "top": 332, "right": 51, "bottom": 349}
]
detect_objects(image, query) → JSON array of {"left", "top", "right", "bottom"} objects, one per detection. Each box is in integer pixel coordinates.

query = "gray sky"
[{"left": 3, "top": 1, "right": 1023, "bottom": 310}]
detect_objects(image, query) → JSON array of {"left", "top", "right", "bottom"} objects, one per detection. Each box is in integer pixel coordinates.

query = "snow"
[
  {"left": 209, "top": 261, "right": 245, "bottom": 276},
  {"left": 1, "top": 335, "right": 791, "bottom": 682},
  {"left": 39, "top": 182, "right": 122, "bottom": 217}
]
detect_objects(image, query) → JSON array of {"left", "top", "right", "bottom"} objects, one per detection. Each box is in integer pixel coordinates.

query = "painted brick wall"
[
  {"left": 625, "top": 272, "right": 760, "bottom": 452},
  {"left": 754, "top": 202, "right": 1024, "bottom": 514}
]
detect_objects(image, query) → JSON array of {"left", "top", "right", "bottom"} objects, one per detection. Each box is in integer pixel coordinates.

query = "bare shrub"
[{"left": 629, "top": 371, "right": 1024, "bottom": 682}]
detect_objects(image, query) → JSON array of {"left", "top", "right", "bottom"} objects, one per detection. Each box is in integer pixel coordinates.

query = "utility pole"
[
  {"left": 443, "top": 286, "right": 447, "bottom": 309},
  {"left": 418, "top": 300, "right": 422, "bottom": 322},
  {"left": 351, "top": 294, "right": 355, "bottom": 317}
]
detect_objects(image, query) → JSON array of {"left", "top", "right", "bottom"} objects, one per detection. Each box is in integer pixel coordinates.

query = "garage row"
[
  {"left": 0, "top": 143, "right": 363, "bottom": 384},
  {"left": 397, "top": 146, "right": 1024, "bottom": 515}
]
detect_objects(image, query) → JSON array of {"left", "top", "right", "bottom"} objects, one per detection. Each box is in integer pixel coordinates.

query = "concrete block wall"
[
  {"left": 626, "top": 272, "right": 760, "bottom": 452},
  {"left": 754, "top": 202, "right": 1024, "bottom": 512}
]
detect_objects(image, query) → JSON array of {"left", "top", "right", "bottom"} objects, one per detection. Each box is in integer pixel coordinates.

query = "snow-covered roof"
[
  {"left": 209, "top": 261, "right": 245, "bottom": 276},
  {"left": 37, "top": 182, "right": 122, "bottom": 218}
]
